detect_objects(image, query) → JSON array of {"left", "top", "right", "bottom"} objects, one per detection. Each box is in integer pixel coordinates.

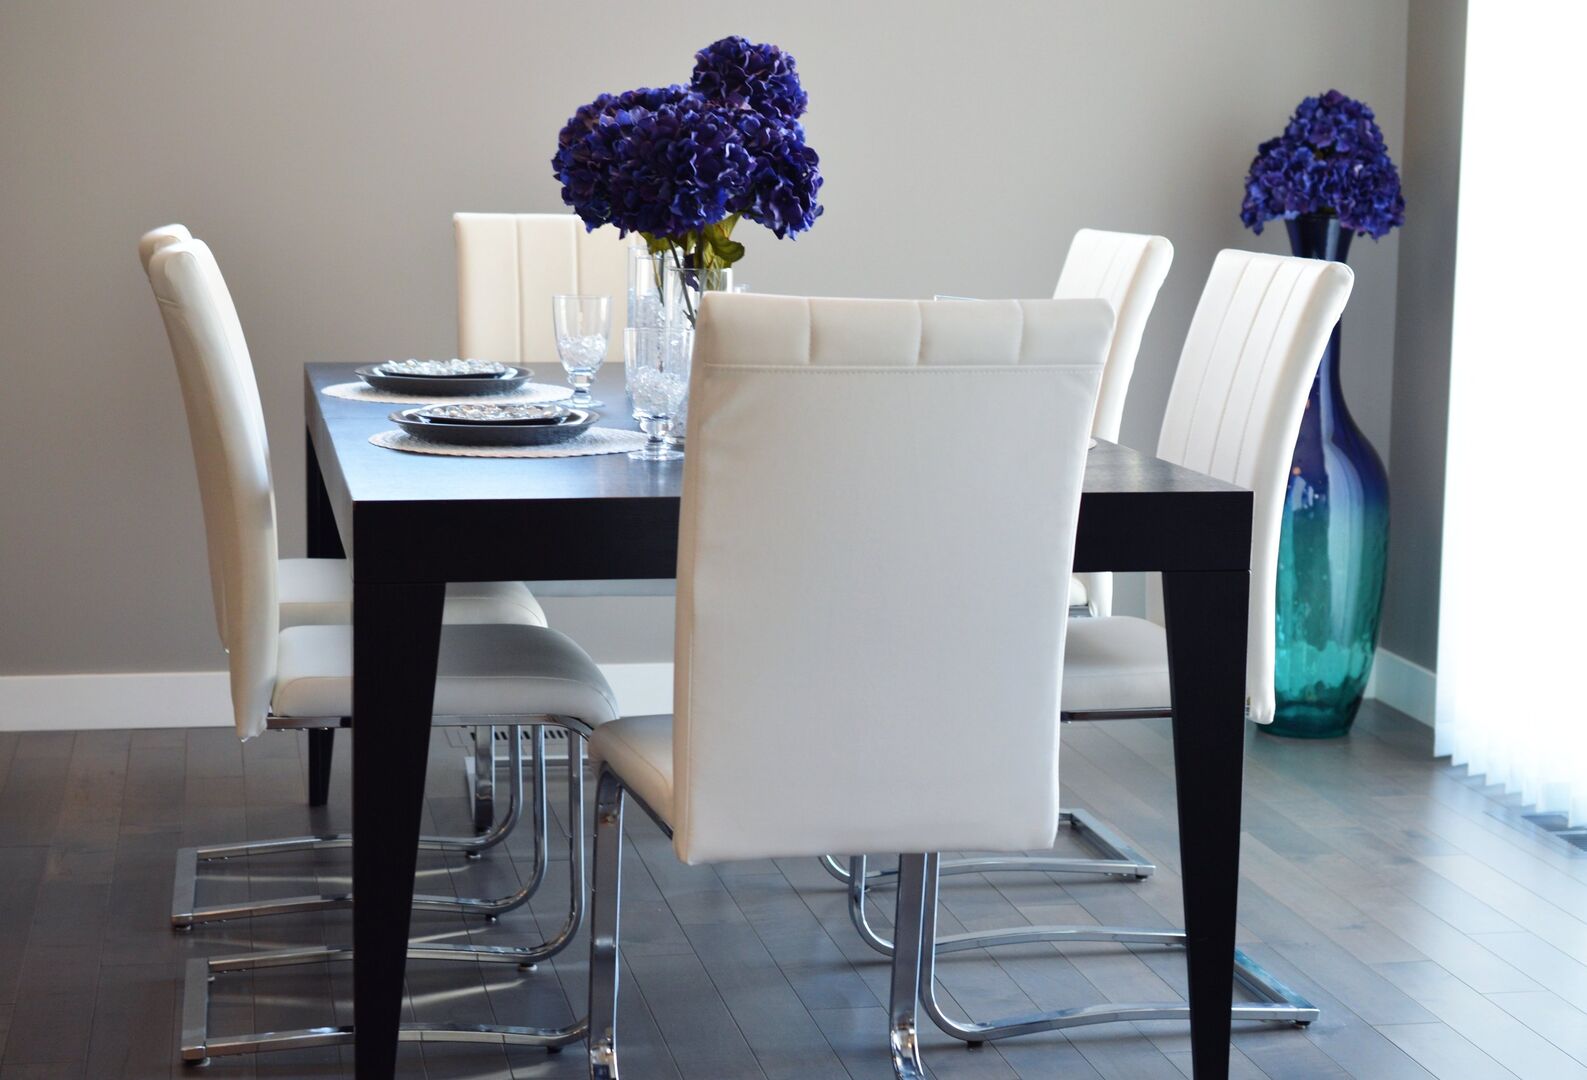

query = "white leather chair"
[
  {"left": 138, "top": 231, "right": 575, "bottom": 915},
  {"left": 1063, "top": 249, "right": 1355, "bottom": 727},
  {"left": 1054, "top": 228, "right": 1174, "bottom": 617},
  {"left": 823, "top": 229, "right": 1176, "bottom": 900},
  {"left": 453, "top": 213, "right": 667, "bottom": 603},
  {"left": 149, "top": 237, "right": 615, "bottom": 1063},
  {"left": 142, "top": 225, "right": 549, "bottom": 634},
  {"left": 842, "top": 249, "right": 1353, "bottom": 1050},
  {"left": 140, "top": 224, "right": 546, "bottom": 824},
  {"left": 584, "top": 292, "right": 1111, "bottom": 1079},
  {"left": 455, "top": 211, "right": 636, "bottom": 367}
]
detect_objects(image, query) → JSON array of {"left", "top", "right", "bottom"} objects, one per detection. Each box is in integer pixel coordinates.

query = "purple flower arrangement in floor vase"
[
  {"left": 1241, "top": 89, "right": 1403, "bottom": 738},
  {"left": 1240, "top": 89, "right": 1405, "bottom": 239},
  {"left": 552, "top": 36, "right": 823, "bottom": 272}
]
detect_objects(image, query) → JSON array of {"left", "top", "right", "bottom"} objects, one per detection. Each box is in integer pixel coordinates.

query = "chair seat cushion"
[
  {"left": 589, "top": 714, "right": 675, "bottom": 827},
  {"left": 277, "top": 558, "right": 547, "bottom": 628},
  {"left": 271, "top": 623, "right": 618, "bottom": 725},
  {"left": 1062, "top": 616, "right": 1171, "bottom": 715}
]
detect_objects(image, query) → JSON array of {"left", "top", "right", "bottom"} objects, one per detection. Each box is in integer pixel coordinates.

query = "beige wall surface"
[
  {"left": 1380, "top": 0, "right": 1465, "bottom": 671},
  {"left": 0, "top": 0, "right": 1410, "bottom": 676}
]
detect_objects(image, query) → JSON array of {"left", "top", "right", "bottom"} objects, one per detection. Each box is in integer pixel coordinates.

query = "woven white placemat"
[
  {"left": 323, "top": 381, "right": 574, "bottom": 406},
  {"left": 369, "top": 427, "right": 649, "bottom": 459}
]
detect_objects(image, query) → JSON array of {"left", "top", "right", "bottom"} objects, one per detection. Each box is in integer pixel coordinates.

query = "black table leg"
[
  {"left": 305, "top": 429, "right": 346, "bottom": 559},
  {"left": 353, "top": 579, "right": 445, "bottom": 1079},
  {"left": 306, "top": 430, "right": 346, "bottom": 807},
  {"left": 1162, "top": 569, "right": 1249, "bottom": 1080}
]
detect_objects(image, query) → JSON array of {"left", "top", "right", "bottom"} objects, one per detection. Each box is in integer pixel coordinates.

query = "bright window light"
[{"left": 1436, "top": 1, "right": 1587, "bottom": 824}]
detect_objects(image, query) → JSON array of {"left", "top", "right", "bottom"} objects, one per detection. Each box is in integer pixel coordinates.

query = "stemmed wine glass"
[
  {"left": 624, "top": 326, "right": 692, "bottom": 461},
  {"left": 552, "top": 294, "right": 611, "bottom": 407}
]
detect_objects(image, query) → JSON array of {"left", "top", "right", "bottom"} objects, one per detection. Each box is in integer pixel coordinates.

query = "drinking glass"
[
  {"left": 624, "top": 326, "right": 692, "bottom": 461},
  {"left": 552, "top": 294, "right": 611, "bottom": 407}
]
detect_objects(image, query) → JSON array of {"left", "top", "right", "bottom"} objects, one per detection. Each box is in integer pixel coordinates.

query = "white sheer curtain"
[{"left": 1436, "top": 1, "right": 1587, "bottom": 825}]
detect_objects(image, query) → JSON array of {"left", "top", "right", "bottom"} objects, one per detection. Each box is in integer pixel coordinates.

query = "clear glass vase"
[
  {"left": 1268, "top": 214, "right": 1391, "bottom": 739},
  {"left": 661, "top": 260, "right": 734, "bottom": 330},
  {"left": 659, "top": 260, "right": 733, "bottom": 443}
]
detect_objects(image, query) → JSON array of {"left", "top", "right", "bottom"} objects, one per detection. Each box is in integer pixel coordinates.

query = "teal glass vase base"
[{"left": 1266, "top": 215, "right": 1390, "bottom": 739}]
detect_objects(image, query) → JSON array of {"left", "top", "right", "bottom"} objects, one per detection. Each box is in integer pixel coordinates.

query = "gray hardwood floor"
[{"left": 1, "top": 701, "right": 1585, "bottom": 1079}]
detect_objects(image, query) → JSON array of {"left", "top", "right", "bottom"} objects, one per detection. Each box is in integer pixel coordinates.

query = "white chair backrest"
[
  {"left": 1053, "top": 228, "right": 1173, "bottom": 616},
  {"left": 140, "top": 224, "right": 232, "bottom": 640},
  {"left": 1052, "top": 228, "right": 1174, "bottom": 443},
  {"left": 1156, "top": 250, "right": 1353, "bottom": 724},
  {"left": 139, "top": 223, "right": 191, "bottom": 272},
  {"left": 146, "top": 238, "right": 279, "bottom": 739},
  {"left": 454, "top": 212, "right": 635, "bottom": 367},
  {"left": 671, "top": 292, "right": 1113, "bottom": 864}
]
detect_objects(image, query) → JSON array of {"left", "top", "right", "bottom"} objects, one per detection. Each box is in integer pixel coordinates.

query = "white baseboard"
[
  {"left": 1364, "top": 648, "right": 1436, "bottom": 727},
  {"left": 0, "top": 663, "right": 676, "bottom": 733},
  {"left": 5, "top": 654, "right": 1429, "bottom": 734}
]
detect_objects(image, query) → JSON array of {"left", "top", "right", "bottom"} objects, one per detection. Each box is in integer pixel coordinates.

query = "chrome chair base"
[
  {"left": 875, "top": 851, "right": 1316, "bottom": 1046},
  {"left": 180, "top": 738, "right": 589, "bottom": 1066},
  {"left": 172, "top": 722, "right": 559, "bottom": 929},
  {"left": 179, "top": 950, "right": 587, "bottom": 1065},
  {"left": 818, "top": 807, "right": 1155, "bottom": 890}
]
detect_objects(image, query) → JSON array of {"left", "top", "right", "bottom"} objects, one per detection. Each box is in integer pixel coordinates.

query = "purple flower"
[
  {"left": 553, "top": 91, "right": 755, "bottom": 237},
  {"left": 1240, "top": 89, "right": 1405, "bottom": 239},
  {"left": 691, "top": 35, "right": 807, "bottom": 122},
  {"left": 730, "top": 111, "right": 824, "bottom": 238},
  {"left": 551, "top": 39, "right": 822, "bottom": 253}
]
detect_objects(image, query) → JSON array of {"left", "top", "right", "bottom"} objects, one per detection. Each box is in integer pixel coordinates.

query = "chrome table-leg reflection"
[{"left": 181, "top": 738, "right": 590, "bottom": 1067}]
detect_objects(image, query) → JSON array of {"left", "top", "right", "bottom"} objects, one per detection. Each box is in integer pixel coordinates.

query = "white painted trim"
[
  {"left": 0, "top": 663, "right": 676, "bottom": 733},
  {"left": 1364, "top": 648, "right": 1436, "bottom": 727},
  {"left": 3, "top": 655, "right": 1432, "bottom": 733},
  {"left": 0, "top": 671, "right": 231, "bottom": 731}
]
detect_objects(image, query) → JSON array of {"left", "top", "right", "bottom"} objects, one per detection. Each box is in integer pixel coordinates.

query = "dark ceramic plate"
[
  {"left": 356, "top": 364, "right": 530, "bottom": 397},
  {"left": 388, "top": 407, "right": 598, "bottom": 447}
]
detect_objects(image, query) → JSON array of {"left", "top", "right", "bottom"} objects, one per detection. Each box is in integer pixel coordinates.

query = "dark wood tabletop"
[
  {"left": 305, "top": 362, "right": 1251, "bottom": 582},
  {"left": 304, "top": 360, "right": 1254, "bottom": 1080}
]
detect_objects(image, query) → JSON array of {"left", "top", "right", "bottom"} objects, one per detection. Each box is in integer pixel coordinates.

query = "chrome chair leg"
[
  {"left": 820, "top": 808, "right": 1154, "bottom": 888},
  {"left": 896, "top": 853, "right": 1316, "bottom": 1045},
  {"left": 179, "top": 737, "right": 593, "bottom": 1067},
  {"left": 172, "top": 725, "right": 551, "bottom": 928},
  {"left": 888, "top": 853, "right": 929, "bottom": 1080},
  {"left": 847, "top": 853, "right": 1316, "bottom": 1027},
  {"left": 179, "top": 947, "right": 588, "bottom": 1065},
  {"left": 587, "top": 765, "right": 625, "bottom": 1080}
]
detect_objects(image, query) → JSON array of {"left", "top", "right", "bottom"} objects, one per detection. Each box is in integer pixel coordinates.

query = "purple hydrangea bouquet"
[
  {"left": 1240, "top": 89, "right": 1404, "bottom": 238},
  {"left": 552, "top": 36, "right": 823, "bottom": 277}
]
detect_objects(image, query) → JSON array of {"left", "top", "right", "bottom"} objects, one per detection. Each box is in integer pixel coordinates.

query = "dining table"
[{"left": 303, "top": 360, "right": 1255, "bottom": 1079}]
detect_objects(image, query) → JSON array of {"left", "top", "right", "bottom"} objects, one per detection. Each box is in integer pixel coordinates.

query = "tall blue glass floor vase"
[{"left": 1269, "top": 213, "right": 1390, "bottom": 738}]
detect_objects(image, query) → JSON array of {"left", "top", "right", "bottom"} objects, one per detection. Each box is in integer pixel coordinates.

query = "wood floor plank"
[
  {"left": 1374, "top": 959, "right": 1587, "bottom": 1079},
  {"left": 1469, "top": 932, "right": 1587, "bottom": 1014},
  {"left": 1376, "top": 1022, "right": 1517, "bottom": 1080},
  {"left": 83, "top": 961, "right": 176, "bottom": 1077},
  {"left": 1486, "top": 989, "right": 1587, "bottom": 1067}
]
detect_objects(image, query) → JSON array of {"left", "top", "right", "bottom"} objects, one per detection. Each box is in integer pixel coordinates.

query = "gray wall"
[
  {"left": 1379, "top": 0, "right": 1465, "bottom": 671},
  {"left": 0, "top": 0, "right": 1410, "bottom": 676}
]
